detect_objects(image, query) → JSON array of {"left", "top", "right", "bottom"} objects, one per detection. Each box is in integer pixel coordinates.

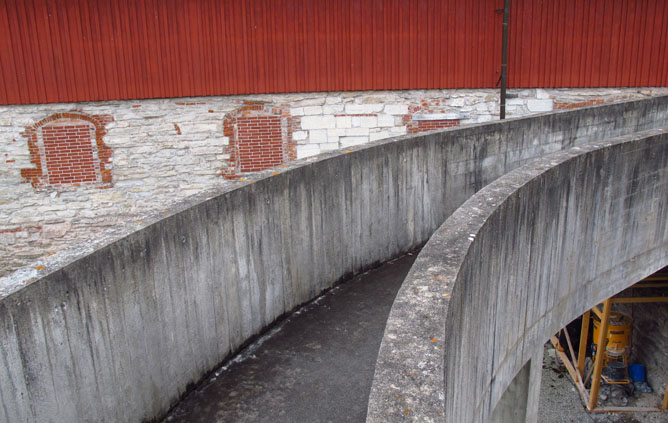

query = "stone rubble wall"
[{"left": 1, "top": 87, "right": 667, "bottom": 276}]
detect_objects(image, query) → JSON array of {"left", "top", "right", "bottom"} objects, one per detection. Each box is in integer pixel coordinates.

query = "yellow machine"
[{"left": 592, "top": 311, "right": 632, "bottom": 383}]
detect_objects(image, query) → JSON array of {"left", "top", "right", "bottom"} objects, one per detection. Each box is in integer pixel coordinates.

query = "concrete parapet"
[
  {"left": 1, "top": 97, "right": 667, "bottom": 422},
  {"left": 367, "top": 130, "right": 668, "bottom": 423}
]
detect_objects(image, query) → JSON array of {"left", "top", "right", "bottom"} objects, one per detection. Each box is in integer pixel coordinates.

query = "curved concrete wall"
[
  {"left": 1, "top": 97, "right": 667, "bottom": 422},
  {"left": 367, "top": 130, "right": 668, "bottom": 423}
]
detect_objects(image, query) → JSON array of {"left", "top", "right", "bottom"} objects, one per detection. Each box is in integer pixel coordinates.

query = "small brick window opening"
[
  {"left": 21, "top": 112, "right": 113, "bottom": 189},
  {"left": 236, "top": 115, "right": 284, "bottom": 172},
  {"left": 41, "top": 123, "right": 100, "bottom": 185},
  {"left": 222, "top": 101, "right": 295, "bottom": 178}
]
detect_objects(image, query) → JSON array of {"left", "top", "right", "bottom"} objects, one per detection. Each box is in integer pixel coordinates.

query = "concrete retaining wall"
[
  {"left": 1, "top": 97, "right": 667, "bottom": 422},
  {"left": 367, "top": 130, "right": 668, "bottom": 422}
]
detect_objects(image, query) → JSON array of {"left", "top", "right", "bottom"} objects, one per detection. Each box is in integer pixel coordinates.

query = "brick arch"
[
  {"left": 21, "top": 112, "right": 113, "bottom": 189},
  {"left": 222, "top": 101, "right": 296, "bottom": 178}
]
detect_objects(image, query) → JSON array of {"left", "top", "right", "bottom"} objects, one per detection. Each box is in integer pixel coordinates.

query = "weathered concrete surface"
[
  {"left": 164, "top": 252, "right": 417, "bottom": 423},
  {"left": 1, "top": 97, "right": 667, "bottom": 423},
  {"left": 367, "top": 130, "right": 668, "bottom": 423}
]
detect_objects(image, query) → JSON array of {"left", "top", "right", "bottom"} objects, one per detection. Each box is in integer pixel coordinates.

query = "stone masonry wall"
[{"left": 1, "top": 87, "right": 666, "bottom": 276}]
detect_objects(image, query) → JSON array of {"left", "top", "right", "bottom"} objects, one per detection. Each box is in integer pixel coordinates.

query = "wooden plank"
[
  {"left": 551, "top": 336, "right": 589, "bottom": 402},
  {"left": 611, "top": 297, "right": 668, "bottom": 304},
  {"left": 588, "top": 298, "right": 612, "bottom": 411},
  {"left": 563, "top": 326, "right": 579, "bottom": 379},
  {"left": 578, "top": 310, "right": 590, "bottom": 379},
  {"left": 591, "top": 406, "right": 662, "bottom": 414},
  {"left": 592, "top": 306, "right": 603, "bottom": 319}
]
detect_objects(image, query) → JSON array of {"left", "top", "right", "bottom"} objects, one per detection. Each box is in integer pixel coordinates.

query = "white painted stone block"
[
  {"left": 384, "top": 104, "right": 409, "bottom": 115},
  {"left": 323, "top": 104, "right": 344, "bottom": 114},
  {"left": 291, "top": 107, "right": 305, "bottom": 116},
  {"left": 535, "top": 88, "right": 550, "bottom": 99},
  {"left": 527, "top": 99, "right": 554, "bottom": 112},
  {"left": 303, "top": 106, "right": 323, "bottom": 115},
  {"left": 336, "top": 116, "right": 352, "bottom": 128},
  {"left": 377, "top": 114, "right": 395, "bottom": 127},
  {"left": 370, "top": 131, "right": 390, "bottom": 141},
  {"left": 301, "top": 115, "right": 336, "bottom": 130},
  {"left": 327, "top": 128, "right": 347, "bottom": 136},
  {"left": 345, "top": 127, "right": 369, "bottom": 136},
  {"left": 389, "top": 126, "right": 408, "bottom": 135},
  {"left": 320, "top": 142, "right": 340, "bottom": 151},
  {"left": 327, "top": 136, "right": 340, "bottom": 143},
  {"left": 325, "top": 96, "right": 342, "bottom": 104},
  {"left": 345, "top": 104, "right": 383, "bottom": 114},
  {"left": 296, "top": 144, "right": 320, "bottom": 159},
  {"left": 351, "top": 116, "right": 361, "bottom": 127},
  {"left": 293, "top": 131, "right": 308, "bottom": 141},
  {"left": 340, "top": 136, "right": 368, "bottom": 147},
  {"left": 507, "top": 98, "right": 526, "bottom": 106},
  {"left": 360, "top": 116, "right": 378, "bottom": 128},
  {"left": 309, "top": 129, "right": 328, "bottom": 143}
]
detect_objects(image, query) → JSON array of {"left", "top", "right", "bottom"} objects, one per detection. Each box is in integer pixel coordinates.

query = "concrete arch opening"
[{"left": 368, "top": 130, "right": 668, "bottom": 422}]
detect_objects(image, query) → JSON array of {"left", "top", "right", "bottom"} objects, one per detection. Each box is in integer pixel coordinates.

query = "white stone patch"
[
  {"left": 384, "top": 104, "right": 409, "bottom": 115},
  {"left": 527, "top": 99, "right": 554, "bottom": 112},
  {"left": 320, "top": 142, "right": 340, "bottom": 151},
  {"left": 322, "top": 104, "right": 344, "bottom": 114},
  {"left": 327, "top": 128, "right": 347, "bottom": 137},
  {"left": 296, "top": 144, "right": 320, "bottom": 159},
  {"left": 309, "top": 129, "right": 328, "bottom": 143},
  {"left": 345, "top": 104, "right": 383, "bottom": 114},
  {"left": 370, "top": 131, "right": 391, "bottom": 141},
  {"left": 345, "top": 127, "right": 370, "bottom": 136},
  {"left": 292, "top": 131, "right": 308, "bottom": 141},
  {"left": 303, "top": 106, "right": 323, "bottom": 115},
  {"left": 340, "top": 136, "right": 368, "bottom": 147},
  {"left": 301, "top": 115, "right": 336, "bottom": 130},
  {"left": 336, "top": 116, "right": 352, "bottom": 128},
  {"left": 360, "top": 116, "right": 377, "bottom": 128},
  {"left": 535, "top": 88, "right": 551, "bottom": 99},
  {"left": 389, "top": 126, "right": 408, "bottom": 135},
  {"left": 377, "top": 114, "right": 395, "bottom": 127}
]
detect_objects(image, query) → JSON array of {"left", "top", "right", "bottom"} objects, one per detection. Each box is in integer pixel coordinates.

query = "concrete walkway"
[{"left": 163, "top": 252, "right": 418, "bottom": 423}]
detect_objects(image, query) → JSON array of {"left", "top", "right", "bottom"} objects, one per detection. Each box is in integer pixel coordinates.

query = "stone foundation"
[{"left": 1, "top": 87, "right": 667, "bottom": 276}]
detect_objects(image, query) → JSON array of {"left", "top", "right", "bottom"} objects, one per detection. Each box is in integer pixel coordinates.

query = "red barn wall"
[{"left": 1, "top": 0, "right": 666, "bottom": 105}]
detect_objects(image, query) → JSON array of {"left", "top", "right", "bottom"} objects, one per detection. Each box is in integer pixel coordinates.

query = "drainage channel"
[{"left": 163, "top": 251, "right": 419, "bottom": 423}]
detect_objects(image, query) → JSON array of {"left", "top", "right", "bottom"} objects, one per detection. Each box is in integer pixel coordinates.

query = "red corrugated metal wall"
[
  {"left": 509, "top": 0, "right": 668, "bottom": 88},
  {"left": 1, "top": 0, "right": 666, "bottom": 105}
]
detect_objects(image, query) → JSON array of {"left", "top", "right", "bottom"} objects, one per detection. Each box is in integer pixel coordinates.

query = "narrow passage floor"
[{"left": 163, "top": 252, "right": 418, "bottom": 423}]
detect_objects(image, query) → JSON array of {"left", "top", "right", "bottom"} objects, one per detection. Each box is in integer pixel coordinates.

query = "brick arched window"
[
  {"left": 222, "top": 101, "right": 296, "bottom": 178},
  {"left": 21, "top": 112, "right": 113, "bottom": 189}
]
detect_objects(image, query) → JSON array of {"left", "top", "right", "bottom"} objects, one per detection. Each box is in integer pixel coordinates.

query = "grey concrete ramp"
[
  {"left": 164, "top": 252, "right": 417, "bottom": 423},
  {"left": 367, "top": 129, "right": 668, "bottom": 423}
]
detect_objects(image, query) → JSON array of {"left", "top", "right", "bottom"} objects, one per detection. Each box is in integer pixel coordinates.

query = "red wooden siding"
[{"left": 0, "top": 0, "right": 666, "bottom": 105}]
